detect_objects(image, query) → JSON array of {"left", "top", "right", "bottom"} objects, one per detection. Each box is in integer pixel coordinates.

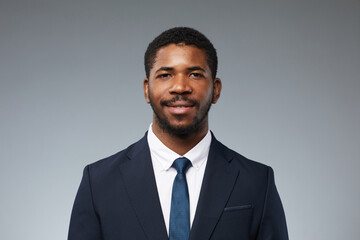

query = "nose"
[{"left": 169, "top": 74, "right": 192, "bottom": 95}]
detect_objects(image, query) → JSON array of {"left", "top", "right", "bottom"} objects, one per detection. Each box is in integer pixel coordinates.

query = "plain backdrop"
[{"left": 1, "top": 0, "right": 359, "bottom": 239}]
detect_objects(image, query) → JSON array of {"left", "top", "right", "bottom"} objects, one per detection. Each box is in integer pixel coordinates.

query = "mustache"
[{"left": 160, "top": 95, "right": 199, "bottom": 106}]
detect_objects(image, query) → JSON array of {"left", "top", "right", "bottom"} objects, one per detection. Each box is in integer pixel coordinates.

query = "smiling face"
[{"left": 144, "top": 43, "right": 221, "bottom": 136}]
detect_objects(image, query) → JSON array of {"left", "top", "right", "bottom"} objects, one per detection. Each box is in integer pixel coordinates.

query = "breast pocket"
[
  {"left": 211, "top": 204, "right": 254, "bottom": 240},
  {"left": 223, "top": 204, "right": 253, "bottom": 212}
]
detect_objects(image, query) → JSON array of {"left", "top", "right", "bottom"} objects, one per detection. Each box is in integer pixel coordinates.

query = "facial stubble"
[{"left": 148, "top": 90, "right": 213, "bottom": 136}]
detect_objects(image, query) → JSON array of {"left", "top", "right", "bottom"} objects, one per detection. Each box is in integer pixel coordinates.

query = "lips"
[
  {"left": 167, "top": 101, "right": 194, "bottom": 107},
  {"left": 165, "top": 101, "right": 195, "bottom": 115}
]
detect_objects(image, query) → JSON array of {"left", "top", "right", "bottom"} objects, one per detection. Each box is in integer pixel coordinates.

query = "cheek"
[
  {"left": 149, "top": 81, "right": 169, "bottom": 95},
  {"left": 199, "top": 84, "right": 214, "bottom": 100}
]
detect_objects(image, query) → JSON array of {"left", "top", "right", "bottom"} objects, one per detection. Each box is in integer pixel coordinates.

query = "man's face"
[{"left": 144, "top": 43, "right": 221, "bottom": 135}]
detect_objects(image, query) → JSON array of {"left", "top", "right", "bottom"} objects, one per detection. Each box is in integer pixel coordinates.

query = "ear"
[
  {"left": 212, "top": 77, "right": 222, "bottom": 104},
  {"left": 143, "top": 78, "right": 150, "bottom": 103}
]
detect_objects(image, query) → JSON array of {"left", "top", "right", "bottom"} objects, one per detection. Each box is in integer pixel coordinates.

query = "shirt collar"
[{"left": 147, "top": 124, "right": 212, "bottom": 172}]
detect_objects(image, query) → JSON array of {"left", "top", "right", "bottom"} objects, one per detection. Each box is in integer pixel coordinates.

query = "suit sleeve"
[
  {"left": 68, "top": 166, "right": 102, "bottom": 240},
  {"left": 257, "top": 167, "right": 289, "bottom": 240}
]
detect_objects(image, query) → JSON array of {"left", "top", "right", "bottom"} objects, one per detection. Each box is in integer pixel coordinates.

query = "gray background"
[{"left": 1, "top": 0, "right": 359, "bottom": 239}]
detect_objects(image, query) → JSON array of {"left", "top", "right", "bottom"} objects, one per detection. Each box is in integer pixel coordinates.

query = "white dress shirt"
[{"left": 147, "top": 124, "right": 211, "bottom": 236}]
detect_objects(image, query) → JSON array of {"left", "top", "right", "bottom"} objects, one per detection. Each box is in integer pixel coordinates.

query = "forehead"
[{"left": 152, "top": 44, "right": 208, "bottom": 69}]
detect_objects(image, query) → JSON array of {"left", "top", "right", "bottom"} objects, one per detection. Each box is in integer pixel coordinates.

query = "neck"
[{"left": 151, "top": 120, "right": 209, "bottom": 156}]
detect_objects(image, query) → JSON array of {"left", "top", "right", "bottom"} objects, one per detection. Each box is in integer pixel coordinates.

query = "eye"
[
  {"left": 190, "top": 72, "right": 204, "bottom": 79},
  {"left": 157, "top": 73, "right": 172, "bottom": 79}
]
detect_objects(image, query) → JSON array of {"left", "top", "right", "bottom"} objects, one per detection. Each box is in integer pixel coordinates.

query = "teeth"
[{"left": 168, "top": 105, "right": 190, "bottom": 108}]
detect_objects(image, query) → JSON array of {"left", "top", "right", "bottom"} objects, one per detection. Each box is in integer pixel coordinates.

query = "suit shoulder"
[
  {"left": 86, "top": 135, "right": 147, "bottom": 177},
  {"left": 213, "top": 137, "right": 271, "bottom": 175},
  {"left": 232, "top": 149, "right": 270, "bottom": 172},
  {"left": 88, "top": 148, "right": 127, "bottom": 170}
]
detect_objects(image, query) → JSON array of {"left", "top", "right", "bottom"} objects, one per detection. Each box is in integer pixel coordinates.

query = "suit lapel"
[
  {"left": 118, "top": 134, "right": 168, "bottom": 240},
  {"left": 189, "top": 136, "right": 240, "bottom": 240}
]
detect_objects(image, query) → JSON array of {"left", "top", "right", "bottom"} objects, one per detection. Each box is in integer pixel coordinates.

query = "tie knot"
[{"left": 172, "top": 157, "right": 191, "bottom": 174}]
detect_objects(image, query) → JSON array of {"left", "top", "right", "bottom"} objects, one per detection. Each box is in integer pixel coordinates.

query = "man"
[{"left": 68, "top": 27, "right": 288, "bottom": 240}]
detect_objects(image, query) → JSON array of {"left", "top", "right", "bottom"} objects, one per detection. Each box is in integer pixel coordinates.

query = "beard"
[{"left": 149, "top": 94, "right": 212, "bottom": 136}]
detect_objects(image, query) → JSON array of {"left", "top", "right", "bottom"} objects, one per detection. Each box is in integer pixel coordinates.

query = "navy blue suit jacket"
[{"left": 68, "top": 133, "right": 288, "bottom": 239}]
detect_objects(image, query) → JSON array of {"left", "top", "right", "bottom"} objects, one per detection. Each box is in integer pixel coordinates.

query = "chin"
[
  {"left": 157, "top": 116, "right": 206, "bottom": 136},
  {"left": 170, "top": 126, "right": 195, "bottom": 136}
]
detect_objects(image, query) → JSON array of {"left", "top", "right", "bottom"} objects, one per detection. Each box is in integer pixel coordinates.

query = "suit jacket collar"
[
  {"left": 189, "top": 132, "right": 240, "bottom": 240},
  {"left": 118, "top": 132, "right": 239, "bottom": 240},
  {"left": 118, "top": 133, "right": 168, "bottom": 240}
]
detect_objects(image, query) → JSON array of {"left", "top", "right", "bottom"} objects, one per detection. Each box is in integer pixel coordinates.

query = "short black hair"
[{"left": 144, "top": 27, "right": 218, "bottom": 80}]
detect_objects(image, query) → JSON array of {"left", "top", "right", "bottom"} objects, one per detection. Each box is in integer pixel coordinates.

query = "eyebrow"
[
  {"left": 155, "top": 66, "right": 206, "bottom": 74},
  {"left": 187, "top": 66, "right": 206, "bottom": 72},
  {"left": 155, "top": 67, "right": 173, "bottom": 74}
]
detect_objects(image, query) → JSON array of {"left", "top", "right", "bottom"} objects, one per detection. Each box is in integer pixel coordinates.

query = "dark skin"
[{"left": 143, "top": 44, "right": 222, "bottom": 155}]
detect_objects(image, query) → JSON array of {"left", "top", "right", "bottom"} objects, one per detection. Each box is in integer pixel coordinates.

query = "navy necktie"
[{"left": 169, "top": 157, "right": 191, "bottom": 240}]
